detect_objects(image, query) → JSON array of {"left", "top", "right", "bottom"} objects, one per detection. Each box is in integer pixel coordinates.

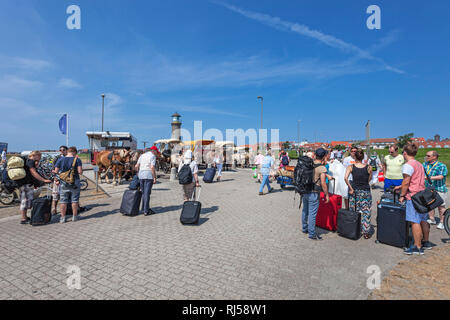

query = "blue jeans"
[
  {"left": 302, "top": 192, "right": 320, "bottom": 237},
  {"left": 259, "top": 175, "right": 272, "bottom": 193},
  {"left": 216, "top": 163, "right": 223, "bottom": 177},
  {"left": 140, "top": 179, "right": 154, "bottom": 214}
]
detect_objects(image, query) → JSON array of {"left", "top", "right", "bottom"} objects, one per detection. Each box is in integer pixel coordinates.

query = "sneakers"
[
  {"left": 72, "top": 215, "right": 79, "bottom": 222},
  {"left": 309, "top": 235, "right": 323, "bottom": 241},
  {"left": 404, "top": 246, "right": 424, "bottom": 255},
  {"left": 268, "top": 188, "right": 274, "bottom": 193},
  {"left": 437, "top": 223, "right": 445, "bottom": 230},
  {"left": 427, "top": 219, "right": 437, "bottom": 225},
  {"left": 60, "top": 217, "right": 66, "bottom": 224},
  {"left": 259, "top": 192, "right": 264, "bottom": 196},
  {"left": 421, "top": 241, "right": 433, "bottom": 250}
]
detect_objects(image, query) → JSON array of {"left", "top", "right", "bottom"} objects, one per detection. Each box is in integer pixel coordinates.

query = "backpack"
[
  {"left": 293, "top": 156, "right": 323, "bottom": 195},
  {"left": 178, "top": 163, "right": 193, "bottom": 185},
  {"left": 128, "top": 175, "right": 140, "bottom": 190},
  {"left": 1, "top": 161, "right": 24, "bottom": 192},
  {"left": 370, "top": 158, "right": 377, "bottom": 172},
  {"left": 281, "top": 155, "right": 289, "bottom": 166},
  {"left": 7, "top": 156, "right": 26, "bottom": 181},
  {"left": 59, "top": 157, "right": 78, "bottom": 185}
]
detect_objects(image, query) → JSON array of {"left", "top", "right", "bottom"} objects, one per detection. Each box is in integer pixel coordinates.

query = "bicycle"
[{"left": 444, "top": 208, "right": 450, "bottom": 236}]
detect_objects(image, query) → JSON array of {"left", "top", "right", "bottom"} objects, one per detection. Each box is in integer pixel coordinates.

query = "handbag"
[
  {"left": 59, "top": 157, "right": 78, "bottom": 185},
  {"left": 411, "top": 169, "right": 444, "bottom": 213}
]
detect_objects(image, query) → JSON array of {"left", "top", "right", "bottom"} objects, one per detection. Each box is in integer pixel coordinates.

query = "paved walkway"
[{"left": 0, "top": 168, "right": 448, "bottom": 300}]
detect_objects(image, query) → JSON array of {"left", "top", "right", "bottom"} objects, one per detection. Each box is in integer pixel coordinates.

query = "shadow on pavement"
[
  {"left": 153, "top": 205, "right": 184, "bottom": 214},
  {"left": 201, "top": 206, "right": 219, "bottom": 215},
  {"left": 81, "top": 209, "right": 121, "bottom": 220}
]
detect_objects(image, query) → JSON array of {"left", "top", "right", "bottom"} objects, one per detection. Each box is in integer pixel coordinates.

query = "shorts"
[
  {"left": 406, "top": 200, "right": 428, "bottom": 224},
  {"left": 52, "top": 183, "right": 60, "bottom": 201},
  {"left": 19, "top": 184, "right": 34, "bottom": 211},
  {"left": 59, "top": 182, "right": 81, "bottom": 204},
  {"left": 384, "top": 178, "right": 403, "bottom": 191},
  {"left": 182, "top": 182, "right": 196, "bottom": 200},
  {"left": 437, "top": 191, "right": 447, "bottom": 208}
]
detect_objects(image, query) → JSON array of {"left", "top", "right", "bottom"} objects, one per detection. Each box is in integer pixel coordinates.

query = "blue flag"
[{"left": 59, "top": 114, "right": 67, "bottom": 135}]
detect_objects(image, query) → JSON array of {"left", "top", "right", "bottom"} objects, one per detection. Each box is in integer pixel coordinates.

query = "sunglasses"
[{"left": 426, "top": 155, "right": 432, "bottom": 157}]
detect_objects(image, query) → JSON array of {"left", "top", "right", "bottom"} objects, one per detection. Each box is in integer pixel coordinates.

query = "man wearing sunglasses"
[
  {"left": 382, "top": 145, "right": 405, "bottom": 192},
  {"left": 423, "top": 151, "right": 448, "bottom": 230}
]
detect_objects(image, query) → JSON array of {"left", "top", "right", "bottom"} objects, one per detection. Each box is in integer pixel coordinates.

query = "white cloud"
[
  {"left": 58, "top": 78, "right": 82, "bottom": 89},
  {"left": 212, "top": 1, "right": 404, "bottom": 74},
  {"left": 0, "top": 56, "right": 52, "bottom": 70}
]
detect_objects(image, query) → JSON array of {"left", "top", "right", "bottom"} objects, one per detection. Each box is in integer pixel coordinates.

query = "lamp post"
[
  {"left": 101, "top": 94, "right": 105, "bottom": 132},
  {"left": 297, "top": 120, "right": 301, "bottom": 146},
  {"left": 257, "top": 96, "right": 263, "bottom": 151}
]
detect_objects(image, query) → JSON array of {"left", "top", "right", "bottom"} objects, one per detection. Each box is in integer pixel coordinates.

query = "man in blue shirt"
[
  {"left": 54, "top": 147, "right": 83, "bottom": 223},
  {"left": 259, "top": 150, "right": 275, "bottom": 195}
]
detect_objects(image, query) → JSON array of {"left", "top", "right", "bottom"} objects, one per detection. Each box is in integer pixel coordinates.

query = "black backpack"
[
  {"left": 178, "top": 164, "right": 193, "bottom": 185},
  {"left": 293, "top": 156, "right": 322, "bottom": 195},
  {"left": 281, "top": 155, "right": 289, "bottom": 166},
  {"left": 370, "top": 158, "right": 377, "bottom": 171}
]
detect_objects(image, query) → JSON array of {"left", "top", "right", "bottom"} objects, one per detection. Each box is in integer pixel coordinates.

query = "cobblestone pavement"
[{"left": 0, "top": 169, "right": 448, "bottom": 300}]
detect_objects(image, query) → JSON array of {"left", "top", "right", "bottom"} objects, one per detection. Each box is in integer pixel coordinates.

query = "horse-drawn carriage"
[
  {"left": 153, "top": 139, "right": 183, "bottom": 173},
  {"left": 86, "top": 132, "right": 139, "bottom": 185}
]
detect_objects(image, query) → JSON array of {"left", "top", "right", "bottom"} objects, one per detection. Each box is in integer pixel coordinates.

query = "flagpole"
[{"left": 66, "top": 113, "right": 69, "bottom": 147}]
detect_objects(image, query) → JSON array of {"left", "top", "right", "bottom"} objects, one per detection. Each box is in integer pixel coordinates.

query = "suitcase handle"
[{"left": 191, "top": 186, "right": 201, "bottom": 202}]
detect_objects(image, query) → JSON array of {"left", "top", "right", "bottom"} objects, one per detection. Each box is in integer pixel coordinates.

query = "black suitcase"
[
  {"left": 31, "top": 197, "right": 52, "bottom": 226},
  {"left": 337, "top": 196, "right": 361, "bottom": 240},
  {"left": 203, "top": 167, "right": 216, "bottom": 183},
  {"left": 120, "top": 189, "right": 142, "bottom": 216},
  {"left": 180, "top": 187, "right": 202, "bottom": 225},
  {"left": 376, "top": 192, "right": 410, "bottom": 248}
]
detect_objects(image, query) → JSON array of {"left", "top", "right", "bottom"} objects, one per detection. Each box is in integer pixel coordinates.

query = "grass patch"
[{"left": 374, "top": 148, "right": 450, "bottom": 169}]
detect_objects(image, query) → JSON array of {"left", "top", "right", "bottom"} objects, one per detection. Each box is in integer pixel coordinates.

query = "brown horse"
[{"left": 96, "top": 149, "right": 132, "bottom": 185}]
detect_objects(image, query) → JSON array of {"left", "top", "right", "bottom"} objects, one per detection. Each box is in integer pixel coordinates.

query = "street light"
[
  {"left": 101, "top": 94, "right": 105, "bottom": 132},
  {"left": 257, "top": 96, "right": 263, "bottom": 151},
  {"left": 297, "top": 120, "right": 301, "bottom": 147}
]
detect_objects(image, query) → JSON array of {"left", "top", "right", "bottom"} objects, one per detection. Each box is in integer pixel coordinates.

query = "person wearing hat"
[
  {"left": 301, "top": 148, "right": 329, "bottom": 240},
  {"left": 178, "top": 150, "right": 200, "bottom": 201},
  {"left": 135, "top": 146, "right": 158, "bottom": 215}
]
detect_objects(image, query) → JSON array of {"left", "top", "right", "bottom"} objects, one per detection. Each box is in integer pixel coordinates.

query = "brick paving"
[{"left": 0, "top": 168, "right": 448, "bottom": 300}]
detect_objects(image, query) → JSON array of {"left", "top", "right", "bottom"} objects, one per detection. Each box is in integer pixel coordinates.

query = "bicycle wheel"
[
  {"left": 80, "top": 179, "right": 88, "bottom": 191},
  {"left": 444, "top": 209, "right": 450, "bottom": 236},
  {"left": 0, "top": 189, "right": 15, "bottom": 205}
]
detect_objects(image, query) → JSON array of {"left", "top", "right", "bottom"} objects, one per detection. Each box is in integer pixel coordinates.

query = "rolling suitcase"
[
  {"left": 203, "top": 167, "right": 216, "bottom": 183},
  {"left": 337, "top": 194, "right": 362, "bottom": 240},
  {"left": 120, "top": 189, "right": 142, "bottom": 216},
  {"left": 316, "top": 191, "right": 342, "bottom": 231},
  {"left": 31, "top": 196, "right": 52, "bottom": 226},
  {"left": 376, "top": 191, "right": 410, "bottom": 248},
  {"left": 180, "top": 187, "right": 202, "bottom": 225}
]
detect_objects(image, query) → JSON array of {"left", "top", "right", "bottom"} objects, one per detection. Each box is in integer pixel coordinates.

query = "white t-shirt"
[
  {"left": 178, "top": 159, "right": 199, "bottom": 175},
  {"left": 402, "top": 163, "right": 414, "bottom": 177},
  {"left": 137, "top": 152, "right": 156, "bottom": 179},
  {"left": 343, "top": 156, "right": 355, "bottom": 168}
]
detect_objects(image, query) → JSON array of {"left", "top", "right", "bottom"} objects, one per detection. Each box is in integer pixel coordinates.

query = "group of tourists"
[
  {"left": 292, "top": 143, "right": 448, "bottom": 253},
  {"left": 4, "top": 140, "right": 447, "bottom": 255},
  {"left": 2, "top": 146, "right": 83, "bottom": 224}
]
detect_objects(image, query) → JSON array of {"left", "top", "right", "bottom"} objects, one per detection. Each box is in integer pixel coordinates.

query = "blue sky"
[{"left": 1, "top": 0, "right": 449, "bottom": 151}]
